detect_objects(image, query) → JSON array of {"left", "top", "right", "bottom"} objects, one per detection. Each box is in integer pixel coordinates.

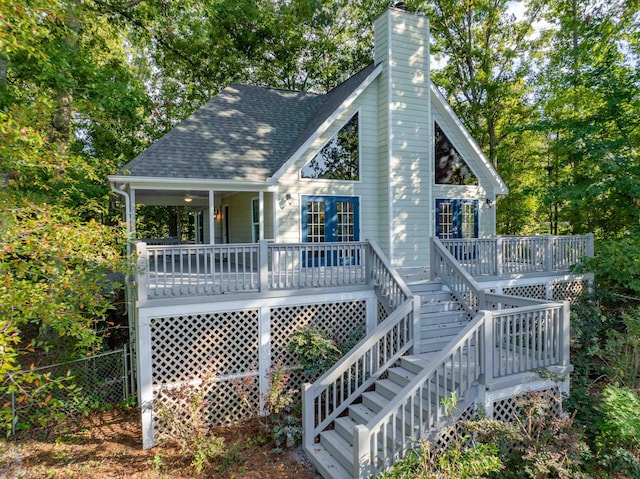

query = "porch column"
[
  {"left": 129, "top": 188, "right": 137, "bottom": 240},
  {"left": 209, "top": 190, "right": 215, "bottom": 245},
  {"left": 259, "top": 191, "right": 265, "bottom": 241}
]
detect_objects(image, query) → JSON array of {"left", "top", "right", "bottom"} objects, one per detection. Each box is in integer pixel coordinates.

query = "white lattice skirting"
[{"left": 137, "top": 291, "right": 375, "bottom": 448}]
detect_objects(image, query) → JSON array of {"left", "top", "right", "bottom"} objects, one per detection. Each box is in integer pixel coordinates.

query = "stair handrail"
[
  {"left": 367, "top": 240, "right": 414, "bottom": 308},
  {"left": 430, "top": 237, "right": 486, "bottom": 314},
  {"left": 302, "top": 240, "right": 418, "bottom": 450},
  {"left": 353, "top": 312, "right": 487, "bottom": 478}
]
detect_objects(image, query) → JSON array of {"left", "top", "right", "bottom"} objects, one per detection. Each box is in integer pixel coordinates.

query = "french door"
[
  {"left": 435, "top": 199, "right": 478, "bottom": 239},
  {"left": 301, "top": 196, "right": 360, "bottom": 266}
]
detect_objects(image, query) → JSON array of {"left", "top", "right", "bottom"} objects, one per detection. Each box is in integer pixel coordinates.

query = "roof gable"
[
  {"left": 430, "top": 82, "right": 509, "bottom": 195},
  {"left": 116, "top": 64, "right": 377, "bottom": 183}
]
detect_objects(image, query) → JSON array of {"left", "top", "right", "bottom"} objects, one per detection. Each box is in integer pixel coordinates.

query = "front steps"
[
  {"left": 306, "top": 278, "right": 473, "bottom": 479},
  {"left": 306, "top": 354, "right": 463, "bottom": 479}
]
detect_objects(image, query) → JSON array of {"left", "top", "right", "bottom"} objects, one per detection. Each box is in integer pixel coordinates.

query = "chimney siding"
[{"left": 375, "top": 9, "right": 431, "bottom": 267}]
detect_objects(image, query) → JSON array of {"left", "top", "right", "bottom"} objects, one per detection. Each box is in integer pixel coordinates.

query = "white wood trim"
[
  {"left": 137, "top": 312, "right": 154, "bottom": 449},
  {"left": 270, "top": 64, "right": 383, "bottom": 181},
  {"left": 108, "top": 176, "right": 278, "bottom": 191},
  {"left": 386, "top": 15, "right": 394, "bottom": 263},
  {"left": 137, "top": 289, "right": 376, "bottom": 318}
]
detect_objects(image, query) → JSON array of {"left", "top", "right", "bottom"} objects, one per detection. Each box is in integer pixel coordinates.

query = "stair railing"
[
  {"left": 354, "top": 314, "right": 485, "bottom": 478},
  {"left": 302, "top": 240, "right": 419, "bottom": 450},
  {"left": 430, "top": 237, "right": 486, "bottom": 314}
]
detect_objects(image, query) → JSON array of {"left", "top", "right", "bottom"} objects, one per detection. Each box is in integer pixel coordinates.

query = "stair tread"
[
  {"left": 320, "top": 430, "right": 353, "bottom": 472},
  {"left": 305, "top": 443, "right": 352, "bottom": 479}
]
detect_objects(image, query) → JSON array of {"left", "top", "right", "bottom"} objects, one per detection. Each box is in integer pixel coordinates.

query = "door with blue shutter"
[{"left": 301, "top": 196, "right": 360, "bottom": 266}]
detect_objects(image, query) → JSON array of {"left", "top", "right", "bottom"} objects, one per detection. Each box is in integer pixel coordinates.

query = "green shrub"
[
  {"left": 379, "top": 439, "right": 502, "bottom": 479},
  {"left": 597, "top": 384, "right": 640, "bottom": 452},
  {"left": 288, "top": 326, "right": 342, "bottom": 376}
]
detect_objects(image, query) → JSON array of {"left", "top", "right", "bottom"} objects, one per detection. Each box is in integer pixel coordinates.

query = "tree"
[{"left": 533, "top": 0, "right": 640, "bottom": 237}]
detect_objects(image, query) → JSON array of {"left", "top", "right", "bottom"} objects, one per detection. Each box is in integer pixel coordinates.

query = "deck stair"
[
  {"left": 305, "top": 279, "right": 475, "bottom": 479},
  {"left": 402, "top": 277, "right": 470, "bottom": 355}
]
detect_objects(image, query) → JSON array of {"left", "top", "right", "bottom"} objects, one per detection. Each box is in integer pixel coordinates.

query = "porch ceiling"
[{"left": 133, "top": 189, "right": 252, "bottom": 207}]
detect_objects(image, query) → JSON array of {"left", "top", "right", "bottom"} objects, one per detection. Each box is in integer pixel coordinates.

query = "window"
[
  {"left": 434, "top": 122, "right": 478, "bottom": 185},
  {"left": 301, "top": 113, "right": 359, "bottom": 181},
  {"left": 435, "top": 199, "right": 478, "bottom": 239}
]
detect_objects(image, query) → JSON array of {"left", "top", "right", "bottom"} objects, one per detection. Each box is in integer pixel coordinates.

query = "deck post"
[
  {"left": 302, "top": 383, "right": 314, "bottom": 449},
  {"left": 258, "top": 306, "right": 271, "bottom": 415},
  {"left": 495, "top": 236, "right": 503, "bottom": 276},
  {"left": 353, "top": 424, "right": 370, "bottom": 479},
  {"left": 411, "top": 295, "right": 421, "bottom": 354},
  {"left": 559, "top": 301, "right": 571, "bottom": 367},
  {"left": 365, "top": 242, "right": 374, "bottom": 287},
  {"left": 546, "top": 235, "right": 554, "bottom": 273},
  {"left": 135, "top": 242, "right": 148, "bottom": 306},
  {"left": 481, "top": 310, "right": 494, "bottom": 388},
  {"left": 586, "top": 233, "right": 595, "bottom": 257},
  {"left": 429, "top": 238, "right": 437, "bottom": 280},
  {"left": 258, "top": 240, "right": 269, "bottom": 292},
  {"left": 137, "top": 313, "right": 155, "bottom": 449}
]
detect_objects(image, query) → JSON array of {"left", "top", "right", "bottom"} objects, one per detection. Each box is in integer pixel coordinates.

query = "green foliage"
[
  {"left": 379, "top": 439, "right": 502, "bottom": 479},
  {"left": 470, "top": 392, "right": 589, "bottom": 479},
  {"left": 598, "top": 385, "right": 640, "bottom": 452},
  {"left": 289, "top": 326, "right": 343, "bottom": 376},
  {"left": 576, "top": 237, "right": 640, "bottom": 297},
  {"left": 264, "top": 362, "right": 301, "bottom": 448}
]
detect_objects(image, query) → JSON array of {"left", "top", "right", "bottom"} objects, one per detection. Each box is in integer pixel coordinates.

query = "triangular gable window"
[
  {"left": 301, "top": 113, "right": 359, "bottom": 181},
  {"left": 434, "top": 122, "right": 478, "bottom": 185}
]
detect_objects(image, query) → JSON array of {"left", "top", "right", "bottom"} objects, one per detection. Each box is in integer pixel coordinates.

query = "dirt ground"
[{"left": 0, "top": 408, "right": 319, "bottom": 479}]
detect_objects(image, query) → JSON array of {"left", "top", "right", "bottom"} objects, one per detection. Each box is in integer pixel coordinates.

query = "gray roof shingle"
[{"left": 118, "top": 64, "right": 376, "bottom": 182}]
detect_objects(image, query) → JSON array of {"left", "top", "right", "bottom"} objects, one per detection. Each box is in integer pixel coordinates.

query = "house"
[{"left": 109, "top": 6, "right": 593, "bottom": 479}]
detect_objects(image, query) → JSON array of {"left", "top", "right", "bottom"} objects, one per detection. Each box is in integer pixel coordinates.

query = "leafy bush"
[
  {"left": 379, "top": 439, "right": 502, "bottom": 479},
  {"left": 288, "top": 326, "right": 343, "bottom": 376},
  {"left": 597, "top": 385, "right": 640, "bottom": 452},
  {"left": 470, "top": 392, "right": 589, "bottom": 479},
  {"left": 575, "top": 236, "right": 640, "bottom": 297}
]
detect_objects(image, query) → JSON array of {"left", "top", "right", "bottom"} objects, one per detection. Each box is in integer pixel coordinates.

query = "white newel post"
[
  {"left": 258, "top": 306, "right": 271, "bottom": 415},
  {"left": 302, "top": 383, "right": 314, "bottom": 449},
  {"left": 482, "top": 311, "right": 494, "bottom": 388},
  {"left": 137, "top": 313, "right": 155, "bottom": 449},
  {"left": 495, "top": 237, "right": 503, "bottom": 276},
  {"left": 136, "top": 242, "right": 148, "bottom": 306},
  {"left": 353, "top": 424, "right": 370, "bottom": 479},
  {"left": 586, "top": 233, "right": 595, "bottom": 257},
  {"left": 546, "top": 235, "right": 554, "bottom": 273},
  {"left": 559, "top": 301, "right": 571, "bottom": 368},
  {"left": 366, "top": 295, "right": 378, "bottom": 335},
  {"left": 258, "top": 240, "right": 269, "bottom": 292}
]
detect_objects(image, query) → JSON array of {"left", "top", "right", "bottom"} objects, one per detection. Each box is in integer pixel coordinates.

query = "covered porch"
[{"left": 109, "top": 179, "right": 279, "bottom": 247}]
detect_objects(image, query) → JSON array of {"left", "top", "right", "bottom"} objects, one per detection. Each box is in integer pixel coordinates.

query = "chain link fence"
[{"left": 5, "top": 348, "right": 131, "bottom": 435}]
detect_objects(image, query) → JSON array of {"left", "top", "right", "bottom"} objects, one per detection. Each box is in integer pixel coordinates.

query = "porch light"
[
  {"left": 214, "top": 208, "right": 221, "bottom": 220},
  {"left": 184, "top": 195, "right": 193, "bottom": 203},
  {"left": 279, "top": 193, "right": 293, "bottom": 209}
]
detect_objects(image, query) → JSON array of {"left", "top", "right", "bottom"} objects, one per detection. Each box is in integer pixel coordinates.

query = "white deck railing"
[
  {"left": 302, "top": 240, "right": 420, "bottom": 453},
  {"left": 349, "top": 238, "right": 571, "bottom": 477},
  {"left": 135, "top": 241, "right": 369, "bottom": 302},
  {"left": 441, "top": 234, "right": 594, "bottom": 277}
]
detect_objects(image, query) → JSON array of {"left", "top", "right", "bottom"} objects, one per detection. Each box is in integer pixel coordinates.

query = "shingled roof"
[{"left": 117, "top": 64, "right": 377, "bottom": 183}]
